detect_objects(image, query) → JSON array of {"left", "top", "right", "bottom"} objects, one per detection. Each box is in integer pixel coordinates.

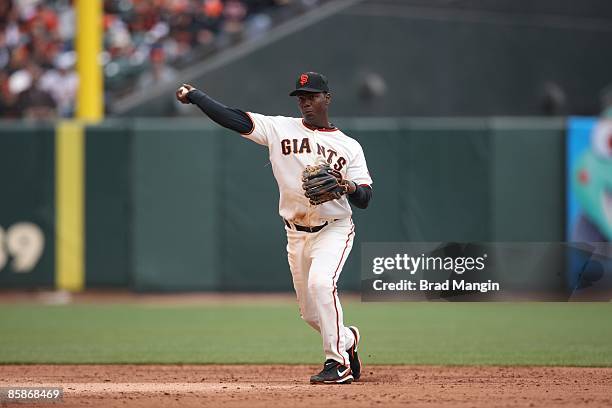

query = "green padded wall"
[
  {"left": 126, "top": 118, "right": 565, "bottom": 291},
  {"left": 0, "top": 123, "right": 55, "bottom": 288},
  {"left": 85, "top": 122, "right": 132, "bottom": 286},
  {"left": 130, "top": 119, "right": 221, "bottom": 291},
  {"left": 0, "top": 118, "right": 568, "bottom": 291}
]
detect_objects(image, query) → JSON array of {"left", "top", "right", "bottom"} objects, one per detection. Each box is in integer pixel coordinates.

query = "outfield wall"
[{"left": 0, "top": 118, "right": 564, "bottom": 291}]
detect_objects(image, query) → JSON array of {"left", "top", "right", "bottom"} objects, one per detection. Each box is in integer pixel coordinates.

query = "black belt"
[{"left": 284, "top": 219, "right": 328, "bottom": 233}]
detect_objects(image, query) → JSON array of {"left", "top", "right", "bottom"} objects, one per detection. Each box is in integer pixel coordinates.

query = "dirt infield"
[{"left": 1, "top": 365, "right": 611, "bottom": 408}]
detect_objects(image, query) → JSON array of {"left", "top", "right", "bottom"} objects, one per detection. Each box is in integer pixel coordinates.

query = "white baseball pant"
[{"left": 285, "top": 217, "right": 356, "bottom": 366}]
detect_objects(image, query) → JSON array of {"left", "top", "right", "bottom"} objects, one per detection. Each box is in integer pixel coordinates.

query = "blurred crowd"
[{"left": 1, "top": 0, "right": 311, "bottom": 120}]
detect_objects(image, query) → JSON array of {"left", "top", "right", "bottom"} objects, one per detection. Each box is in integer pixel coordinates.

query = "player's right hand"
[{"left": 176, "top": 84, "right": 195, "bottom": 104}]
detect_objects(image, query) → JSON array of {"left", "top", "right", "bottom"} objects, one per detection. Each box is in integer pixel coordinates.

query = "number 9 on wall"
[{"left": 0, "top": 223, "right": 45, "bottom": 273}]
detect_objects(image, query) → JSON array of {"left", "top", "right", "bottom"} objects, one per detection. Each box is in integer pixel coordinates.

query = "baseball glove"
[{"left": 302, "top": 163, "right": 347, "bottom": 205}]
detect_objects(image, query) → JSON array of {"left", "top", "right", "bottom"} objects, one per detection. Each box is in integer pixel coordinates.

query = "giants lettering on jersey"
[{"left": 280, "top": 138, "right": 347, "bottom": 171}]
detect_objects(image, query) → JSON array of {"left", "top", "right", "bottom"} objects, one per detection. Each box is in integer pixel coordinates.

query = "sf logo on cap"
[{"left": 299, "top": 74, "right": 309, "bottom": 86}]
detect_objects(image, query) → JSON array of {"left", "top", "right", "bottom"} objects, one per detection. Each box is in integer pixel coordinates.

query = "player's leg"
[
  {"left": 307, "top": 218, "right": 355, "bottom": 367},
  {"left": 286, "top": 227, "right": 320, "bottom": 332}
]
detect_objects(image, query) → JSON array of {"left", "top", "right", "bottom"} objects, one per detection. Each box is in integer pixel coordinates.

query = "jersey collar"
[{"left": 301, "top": 119, "right": 337, "bottom": 132}]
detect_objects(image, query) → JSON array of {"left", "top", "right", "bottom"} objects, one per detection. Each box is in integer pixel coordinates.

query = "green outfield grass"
[{"left": 0, "top": 302, "right": 611, "bottom": 365}]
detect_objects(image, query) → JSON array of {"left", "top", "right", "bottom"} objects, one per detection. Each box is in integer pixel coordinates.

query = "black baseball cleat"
[
  {"left": 347, "top": 326, "right": 362, "bottom": 380},
  {"left": 310, "top": 359, "right": 353, "bottom": 384}
]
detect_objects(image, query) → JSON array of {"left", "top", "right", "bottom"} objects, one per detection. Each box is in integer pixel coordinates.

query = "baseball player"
[{"left": 176, "top": 72, "right": 372, "bottom": 384}]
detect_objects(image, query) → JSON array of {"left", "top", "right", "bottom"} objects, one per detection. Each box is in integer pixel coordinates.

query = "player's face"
[{"left": 296, "top": 92, "right": 330, "bottom": 122}]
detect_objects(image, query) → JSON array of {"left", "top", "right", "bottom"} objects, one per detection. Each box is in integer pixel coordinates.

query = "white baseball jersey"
[{"left": 241, "top": 113, "right": 373, "bottom": 226}]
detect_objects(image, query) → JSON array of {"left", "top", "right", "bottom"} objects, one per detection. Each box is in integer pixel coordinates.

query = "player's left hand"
[
  {"left": 176, "top": 84, "right": 195, "bottom": 104},
  {"left": 302, "top": 163, "right": 351, "bottom": 205}
]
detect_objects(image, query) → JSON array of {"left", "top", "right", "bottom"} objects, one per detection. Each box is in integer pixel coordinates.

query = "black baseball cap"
[{"left": 289, "top": 72, "right": 329, "bottom": 96}]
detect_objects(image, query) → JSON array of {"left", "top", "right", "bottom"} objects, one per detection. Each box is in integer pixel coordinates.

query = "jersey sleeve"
[
  {"left": 346, "top": 143, "right": 373, "bottom": 187},
  {"left": 240, "top": 112, "right": 276, "bottom": 146}
]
